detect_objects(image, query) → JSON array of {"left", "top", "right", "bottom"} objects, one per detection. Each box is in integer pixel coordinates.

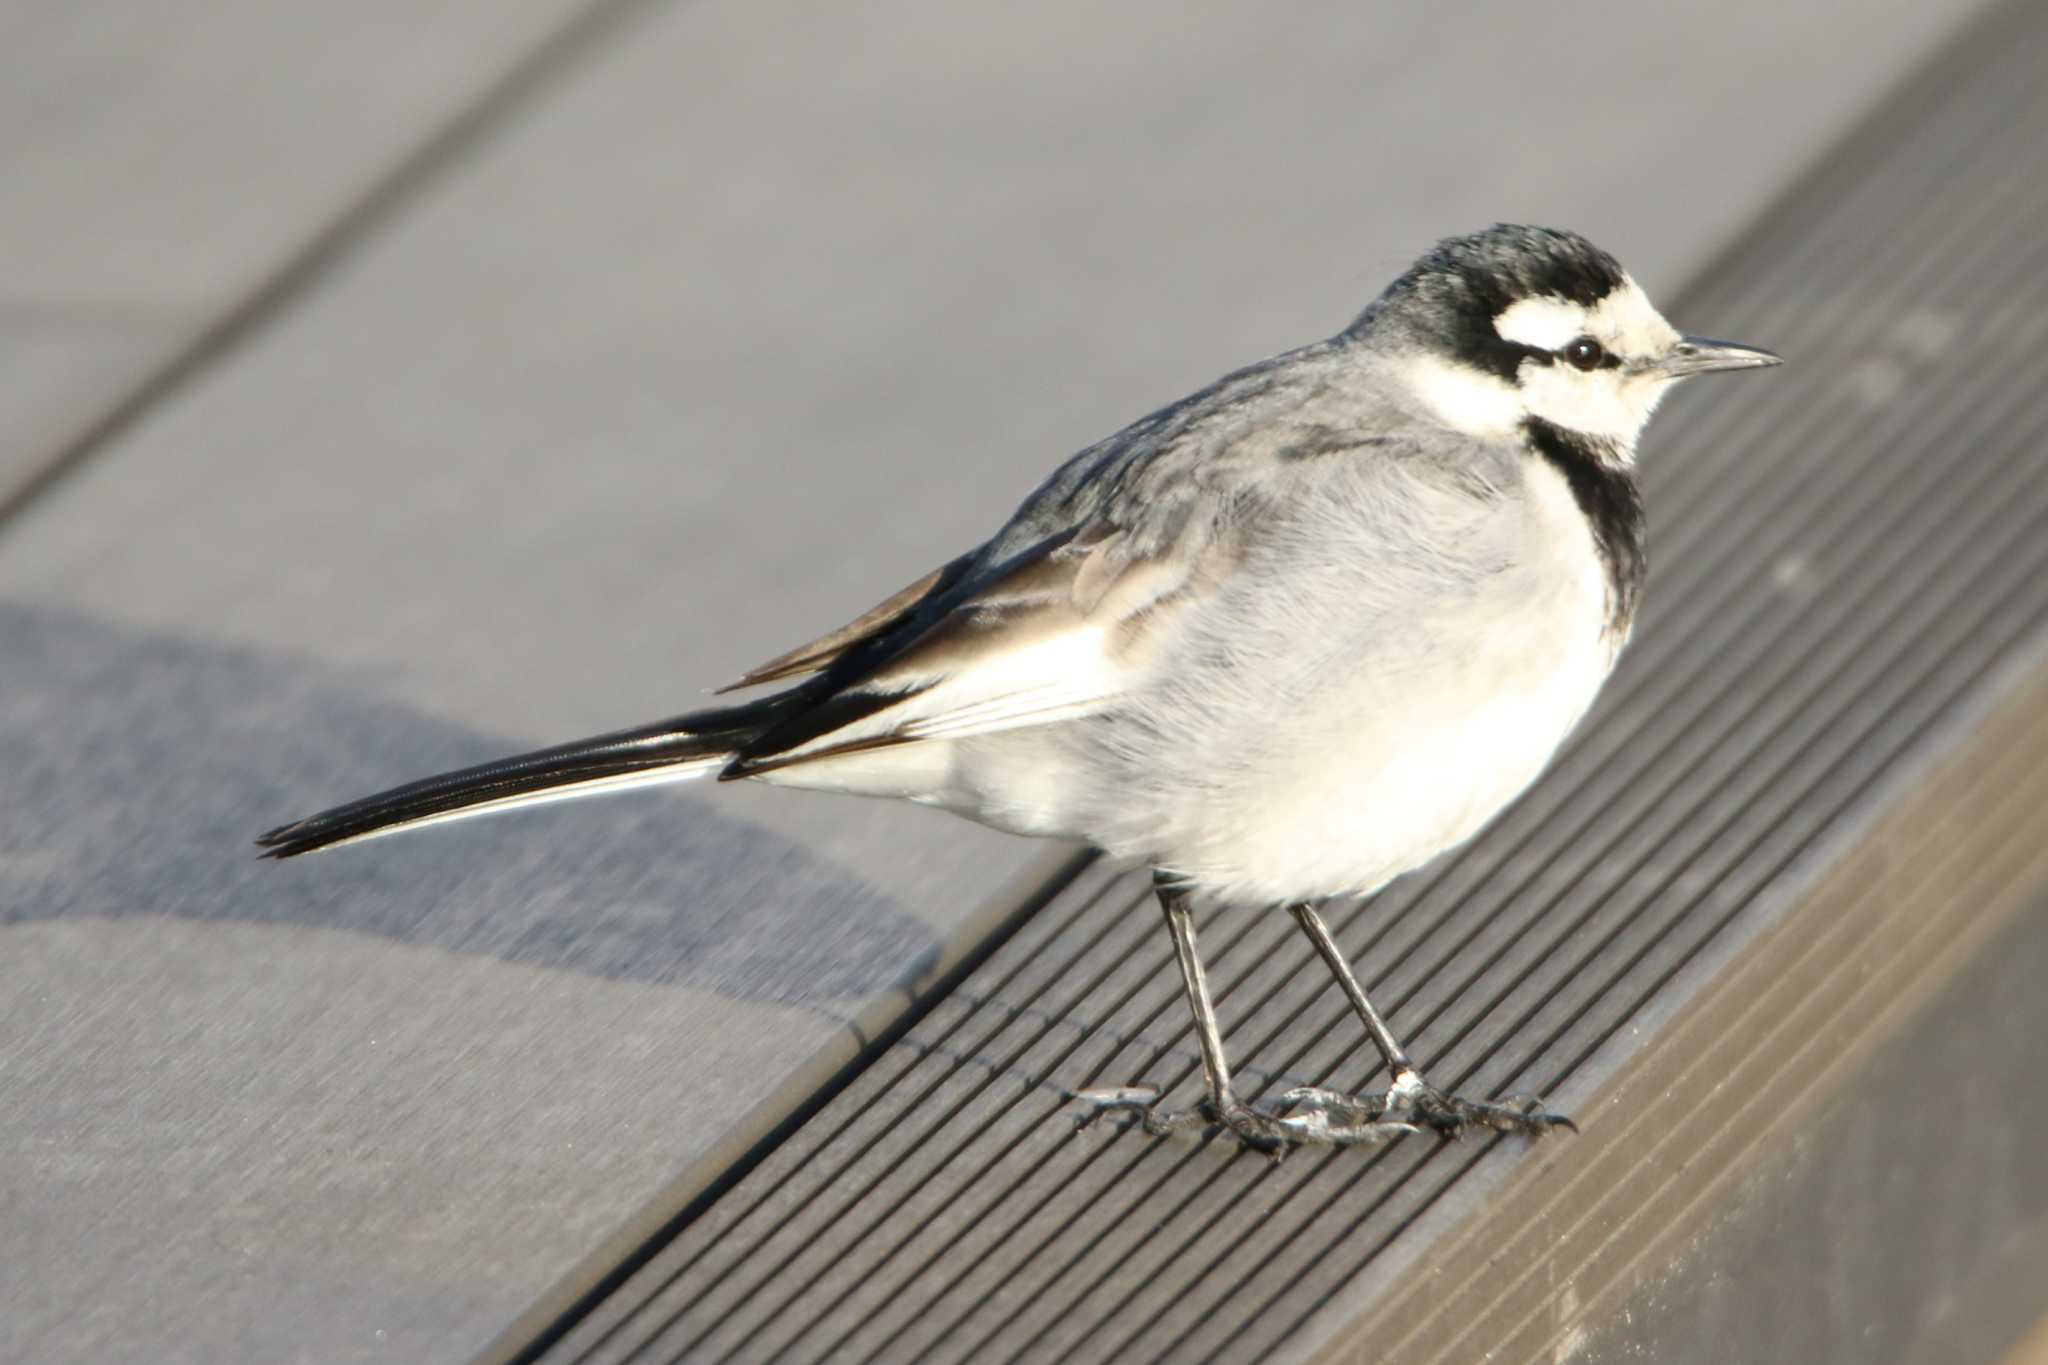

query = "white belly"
[{"left": 1143, "top": 605, "right": 1615, "bottom": 903}]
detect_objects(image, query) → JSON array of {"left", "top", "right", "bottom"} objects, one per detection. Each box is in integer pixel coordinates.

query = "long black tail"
[{"left": 256, "top": 699, "right": 785, "bottom": 859}]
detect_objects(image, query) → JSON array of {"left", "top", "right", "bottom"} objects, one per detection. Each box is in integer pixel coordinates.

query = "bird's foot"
[
  {"left": 1068, "top": 1083, "right": 1419, "bottom": 1155},
  {"left": 1279, "top": 1070, "right": 1576, "bottom": 1140}
]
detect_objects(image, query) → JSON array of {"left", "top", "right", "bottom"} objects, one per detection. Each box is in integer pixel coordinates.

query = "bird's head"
[{"left": 1354, "top": 224, "right": 1780, "bottom": 453}]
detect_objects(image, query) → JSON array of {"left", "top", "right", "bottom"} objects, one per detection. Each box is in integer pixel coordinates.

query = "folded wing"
[{"left": 722, "top": 524, "right": 1212, "bottom": 778}]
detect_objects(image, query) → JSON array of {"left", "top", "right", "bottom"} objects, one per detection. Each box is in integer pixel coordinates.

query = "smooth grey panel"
[
  {"left": 0, "top": 604, "right": 927, "bottom": 994},
  {"left": 0, "top": 0, "right": 589, "bottom": 491},
  {"left": 0, "top": 308, "right": 180, "bottom": 489},
  {"left": 0, "top": 918, "right": 833, "bottom": 1365},
  {"left": 0, "top": 1, "right": 579, "bottom": 305},
  {"left": 0, "top": 603, "right": 933, "bottom": 1364}
]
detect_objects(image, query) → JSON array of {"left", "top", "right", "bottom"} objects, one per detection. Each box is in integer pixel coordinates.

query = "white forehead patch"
[
  {"left": 1494, "top": 276, "right": 1678, "bottom": 361},
  {"left": 1494, "top": 295, "right": 1587, "bottom": 351}
]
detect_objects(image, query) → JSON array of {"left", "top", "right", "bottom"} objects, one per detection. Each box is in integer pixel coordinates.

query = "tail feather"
[{"left": 256, "top": 701, "right": 777, "bottom": 859}]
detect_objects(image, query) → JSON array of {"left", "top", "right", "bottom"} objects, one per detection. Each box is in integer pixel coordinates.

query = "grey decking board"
[
  {"left": 0, "top": 2, "right": 583, "bottom": 304},
  {"left": 0, "top": 0, "right": 601, "bottom": 501},
  {"left": 0, "top": 607, "right": 968, "bottom": 1365},
  {"left": 517, "top": 3, "right": 2048, "bottom": 1360},
  {"left": 0, "top": 309, "right": 184, "bottom": 495}
]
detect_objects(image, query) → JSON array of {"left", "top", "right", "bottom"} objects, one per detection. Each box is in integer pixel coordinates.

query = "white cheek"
[
  {"left": 1520, "top": 366, "right": 1669, "bottom": 446},
  {"left": 1400, "top": 354, "right": 1522, "bottom": 435}
]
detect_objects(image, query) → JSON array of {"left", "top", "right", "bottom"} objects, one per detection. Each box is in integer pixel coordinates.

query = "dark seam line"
[
  {"left": 631, "top": 874, "right": 1163, "bottom": 1364},
  {"left": 0, "top": 0, "right": 673, "bottom": 540},
  {"left": 671, "top": 894, "right": 1296, "bottom": 1365},
  {"left": 497, "top": 847, "right": 1098, "bottom": 1365},
  {"left": 560, "top": 865, "right": 1139, "bottom": 1365}
]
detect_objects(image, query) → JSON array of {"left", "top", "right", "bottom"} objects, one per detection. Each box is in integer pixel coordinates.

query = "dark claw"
[
  {"left": 1206, "top": 1098, "right": 1296, "bottom": 1155},
  {"left": 1409, "top": 1086, "right": 1576, "bottom": 1138},
  {"left": 1499, "top": 1091, "right": 1579, "bottom": 1134}
]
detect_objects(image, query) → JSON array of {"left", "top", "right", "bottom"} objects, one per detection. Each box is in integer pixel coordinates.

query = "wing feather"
[
  {"left": 723, "top": 527, "right": 1204, "bottom": 777},
  {"left": 717, "top": 552, "right": 974, "bottom": 692}
]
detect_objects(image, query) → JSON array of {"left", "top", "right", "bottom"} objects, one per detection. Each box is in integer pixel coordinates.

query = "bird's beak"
[{"left": 1657, "top": 335, "right": 1783, "bottom": 378}]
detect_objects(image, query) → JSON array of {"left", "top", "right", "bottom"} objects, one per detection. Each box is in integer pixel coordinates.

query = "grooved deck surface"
[{"left": 519, "top": 4, "right": 2048, "bottom": 1360}]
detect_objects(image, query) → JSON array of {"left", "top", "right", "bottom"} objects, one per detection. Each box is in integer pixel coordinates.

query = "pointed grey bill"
[{"left": 1658, "top": 335, "right": 1784, "bottom": 377}]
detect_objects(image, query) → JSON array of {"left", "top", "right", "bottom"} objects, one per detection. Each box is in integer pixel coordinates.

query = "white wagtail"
[{"left": 260, "top": 224, "right": 1779, "bottom": 1152}]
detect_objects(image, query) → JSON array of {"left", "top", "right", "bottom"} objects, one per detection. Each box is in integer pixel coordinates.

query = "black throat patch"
[{"left": 1523, "top": 417, "right": 1646, "bottom": 639}]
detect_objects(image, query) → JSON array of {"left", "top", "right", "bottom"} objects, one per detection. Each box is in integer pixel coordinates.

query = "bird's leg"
[
  {"left": 1073, "top": 875, "right": 1389, "bottom": 1153},
  {"left": 1155, "top": 877, "right": 1311, "bottom": 1151},
  {"left": 1277, "top": 901, "right": 1575, "bottom": 1140}
]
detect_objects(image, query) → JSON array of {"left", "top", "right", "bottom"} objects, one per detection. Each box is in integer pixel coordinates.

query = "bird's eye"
[{"left": 1563, "top": 336, "right": 1606, "bottom": 371}]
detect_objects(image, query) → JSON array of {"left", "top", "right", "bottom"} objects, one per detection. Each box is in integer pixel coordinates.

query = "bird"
[{"left": 258, "top": 224, "right": 1780, "bottom": 1152}]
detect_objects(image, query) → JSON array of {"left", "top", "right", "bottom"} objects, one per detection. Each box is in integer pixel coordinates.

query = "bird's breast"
[{"left": 1099, "top": 453, "right": 1628, "bottom": 904}]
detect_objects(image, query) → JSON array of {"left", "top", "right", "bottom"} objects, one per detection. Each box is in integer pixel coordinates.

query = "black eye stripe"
[
  {"left": 1458, "top": 334, "right": 1551, "bottom": 381},
  {"left": 1444, "top": 326, "right": 1628, "bottom": 380}
]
